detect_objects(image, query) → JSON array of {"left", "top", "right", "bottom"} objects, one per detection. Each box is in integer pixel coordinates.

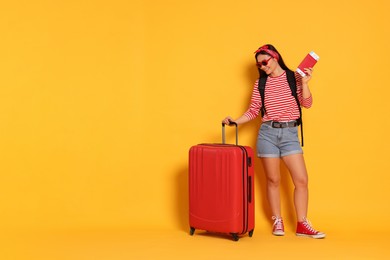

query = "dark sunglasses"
[{"left": 256, "top": 56, "right": 272, "bottom": 67}]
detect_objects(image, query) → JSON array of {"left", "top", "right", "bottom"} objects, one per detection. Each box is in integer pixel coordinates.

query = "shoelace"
[
  {"left": 302, "top": 218, "right": 317, "bottom": 233},
  {"left": 272, "top": 216, "right": 283, "bottom": 230}
]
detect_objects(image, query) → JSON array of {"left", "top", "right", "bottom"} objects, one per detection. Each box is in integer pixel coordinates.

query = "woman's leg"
[
  {"left": 281, "top": 153, "right": 308, "bottom": 222},
  {"left": 261, "top": 157, "right": 282, "bottom": 217}
]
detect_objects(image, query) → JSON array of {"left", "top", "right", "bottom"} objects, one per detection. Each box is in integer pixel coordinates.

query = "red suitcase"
[{"left": 188, "top": 122, "right": 254, "bottom": 241}]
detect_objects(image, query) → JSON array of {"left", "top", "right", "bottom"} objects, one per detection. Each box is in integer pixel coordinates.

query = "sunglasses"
[{"left": 256, "top": 56, "right": 273, "bottom": 67}]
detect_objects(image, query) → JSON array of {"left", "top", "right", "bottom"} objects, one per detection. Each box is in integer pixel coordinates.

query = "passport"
[{"left": 296, "top": 51, "right": 320, "bottom": 77}]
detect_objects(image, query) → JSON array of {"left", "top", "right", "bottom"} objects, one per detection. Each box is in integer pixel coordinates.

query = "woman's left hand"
[{"left": 302, "top": 68, "right": 313, "bottom": 85}]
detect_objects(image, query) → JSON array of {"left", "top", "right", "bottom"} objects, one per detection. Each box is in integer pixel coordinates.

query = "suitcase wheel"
[
  {"left": 190, "top": 227, "right": 195, "bottom": 236},
  {"left": 231, "top": 233, "right": 239, "bottom": 241},
  {"left": 249, "top": 230, "right": 254, "bottom": 237}
]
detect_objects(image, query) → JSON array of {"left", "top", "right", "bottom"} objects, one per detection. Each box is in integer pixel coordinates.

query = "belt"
[{"left": 263, "top": 120, "right": 298, "bottom": 128}]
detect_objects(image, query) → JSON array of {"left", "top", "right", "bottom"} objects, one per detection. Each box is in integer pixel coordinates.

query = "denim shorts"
[{"left": 257, "top": 123, "right": 303, "bottom": 158}]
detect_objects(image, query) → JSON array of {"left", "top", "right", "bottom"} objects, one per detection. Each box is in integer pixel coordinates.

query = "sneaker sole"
[
  {"left": 273, "top": 231, "right": 285, "bottom": 236},
  {"left": 296, "top": 233, "right": 326, "bottom": 239}
]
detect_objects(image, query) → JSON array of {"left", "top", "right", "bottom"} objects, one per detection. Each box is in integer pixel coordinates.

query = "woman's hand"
[
  {"left": 302, "top": 67, "right": 313, "bottom": 85},
  {"left": 222, "top": 116, "right": 234, "bottom": 126},
  {"left": 222, "top": 115, "right": 250, "bottom": 126}
]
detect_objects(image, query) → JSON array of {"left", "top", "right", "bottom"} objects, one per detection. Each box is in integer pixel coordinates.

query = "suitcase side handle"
[
  {"left": 248, "top": 176, "right": 252, "bottom": 203},
  {"left": 222, "top": 120, "right": 238, "bottom": 145}
]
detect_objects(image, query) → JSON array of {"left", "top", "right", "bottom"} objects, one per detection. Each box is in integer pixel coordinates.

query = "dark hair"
[{"left": 255, "top": 44, "right": 292, "bottom": 78}]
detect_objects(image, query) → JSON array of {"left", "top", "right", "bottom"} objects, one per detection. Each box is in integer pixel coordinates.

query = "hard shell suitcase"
[{"left": 188, "top": 122, "right": 254, "bottom": 241}]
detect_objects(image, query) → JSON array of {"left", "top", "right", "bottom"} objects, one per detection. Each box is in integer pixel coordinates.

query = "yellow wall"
[{"left": 0, "top": 0, "right": 389, "bottom": 232}]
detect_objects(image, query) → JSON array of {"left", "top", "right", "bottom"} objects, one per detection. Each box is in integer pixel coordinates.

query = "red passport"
[{"left": 296, "top": 51, "right": 320, "bottom": 77}]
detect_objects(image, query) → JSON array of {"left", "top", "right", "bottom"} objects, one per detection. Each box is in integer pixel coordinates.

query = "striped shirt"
[{"left": 243, "top": 71, "right": 312, "bottom": 122}]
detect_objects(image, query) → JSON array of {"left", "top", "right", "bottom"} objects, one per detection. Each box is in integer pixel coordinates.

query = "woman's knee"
[
  {"left": 267, "top": 176, "right": 281, "bottom": 187},
  {"left": 293, "top": 175, "right": 308, "bottom": 189}
]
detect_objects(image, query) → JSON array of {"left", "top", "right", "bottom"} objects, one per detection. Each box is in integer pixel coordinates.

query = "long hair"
[{"left": 255, "top": 44, "right": 292, "bottom": 78}]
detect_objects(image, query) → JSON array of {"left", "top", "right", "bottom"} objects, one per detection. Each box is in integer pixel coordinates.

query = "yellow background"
[{"left": 0, "top": 0, "right": 390, "bottom": 258}]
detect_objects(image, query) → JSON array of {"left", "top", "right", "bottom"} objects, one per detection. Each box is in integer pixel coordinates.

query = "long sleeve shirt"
[{"left": 243, "top": 71, "right": 312, "bottom": 122}]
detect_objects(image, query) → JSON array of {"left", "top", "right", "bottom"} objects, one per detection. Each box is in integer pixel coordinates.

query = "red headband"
[{"left": 254, "top": 45, "right": 280, "bottom": 61}]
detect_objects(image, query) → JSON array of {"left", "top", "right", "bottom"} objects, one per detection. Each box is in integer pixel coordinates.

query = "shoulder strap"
[
  {"left": 286, "top": 70, "right": 301, "bottom": 122},
  {"left": 286, "top": 70, "right": 304, "bottom": 146},
  {"left": 258, "top": 76, "right": 268, "bottom": 117},
  {"left": 286, "top": 70, "right": 297, "bottom": 97}
]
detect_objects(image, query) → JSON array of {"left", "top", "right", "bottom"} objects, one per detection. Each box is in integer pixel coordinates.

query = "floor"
[{"left": 1, "top": 227, "right": 389, "bottom": 260}]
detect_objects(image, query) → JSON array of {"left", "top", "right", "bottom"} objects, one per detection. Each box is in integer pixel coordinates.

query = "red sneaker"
[
  {"left": 296, "top": 218, "right": 326, "bottom": 239},
  {"left": 272, "top": 216, "right": 285, "bottom": 236}
]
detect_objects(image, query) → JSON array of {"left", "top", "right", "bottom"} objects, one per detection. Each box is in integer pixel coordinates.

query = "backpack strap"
[
  {"left": 258, "top": 76, "right": 268, "bottom": 117},
  {"left": 286, "top": 70, "right": 304, "bottom": 146}
]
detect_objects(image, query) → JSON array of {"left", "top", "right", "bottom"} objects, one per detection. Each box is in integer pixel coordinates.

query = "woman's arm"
[{"left": 301, "top": 68, "right": 313, "bottom": 99}]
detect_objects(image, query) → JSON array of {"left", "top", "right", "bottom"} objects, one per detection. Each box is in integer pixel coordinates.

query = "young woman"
[{"left": 222, "top": 44, "right": 325, "bottom": 239}]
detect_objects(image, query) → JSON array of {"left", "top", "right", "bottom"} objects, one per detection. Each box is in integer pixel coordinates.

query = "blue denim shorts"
[{"left": 257, "top": 123, "right": 303, "bottom": 158}]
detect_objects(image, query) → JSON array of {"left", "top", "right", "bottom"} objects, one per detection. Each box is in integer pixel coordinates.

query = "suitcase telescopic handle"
[{"left": 222, "top": 120, "right": 238, "bottom": 145}]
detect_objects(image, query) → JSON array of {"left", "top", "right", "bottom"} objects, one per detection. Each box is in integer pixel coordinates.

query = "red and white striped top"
[{"left": 243, "top": 71, "right": 312, "bottom": 122}]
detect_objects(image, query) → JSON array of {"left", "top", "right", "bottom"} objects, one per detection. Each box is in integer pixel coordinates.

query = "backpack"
[{"left": 258, "top": 70, "right": 304, "bottom": 146}]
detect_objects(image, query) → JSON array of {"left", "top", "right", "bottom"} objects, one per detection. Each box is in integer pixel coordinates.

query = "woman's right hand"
[{"left": 222, "top": 116, "right": 234, "bottom": 126}]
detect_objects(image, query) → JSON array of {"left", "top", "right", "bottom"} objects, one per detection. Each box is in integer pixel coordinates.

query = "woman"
[{"left": 222, "top": 44, "right": 325, "bottom": 239}]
